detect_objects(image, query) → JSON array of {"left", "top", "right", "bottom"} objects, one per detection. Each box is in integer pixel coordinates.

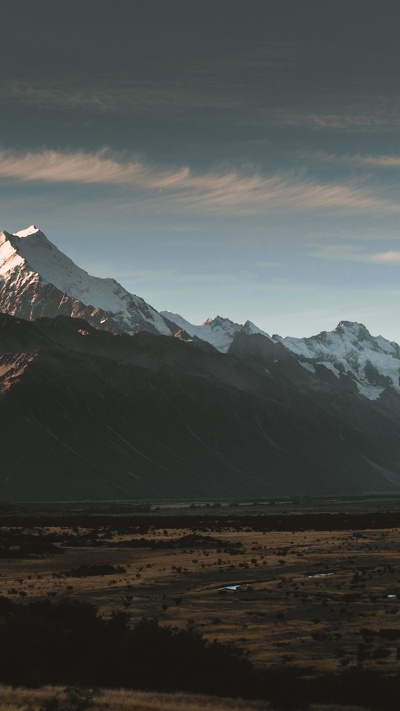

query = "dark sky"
[{"left": 1, "top": 0, "right": 400, "bottom": 338}]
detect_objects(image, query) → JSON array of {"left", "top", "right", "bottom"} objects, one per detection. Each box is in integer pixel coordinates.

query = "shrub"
[{"left": 0, "top": 597, "right": 255, "bottom": 696}]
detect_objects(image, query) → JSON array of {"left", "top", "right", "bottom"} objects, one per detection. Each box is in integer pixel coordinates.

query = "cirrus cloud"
[
  {"left": 308, "top": 150, "right": 400, "bottom": 168},
  {"left": 0, "top": 146, "right": 399, "bottom": 217},
  {"left": 311, "top": 244, "right": 400, "bottom": 265}
]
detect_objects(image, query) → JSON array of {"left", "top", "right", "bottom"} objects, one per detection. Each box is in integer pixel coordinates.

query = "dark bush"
[
  {"left": 1, "top": 597, "right": 400, "bottom": 707},
  {"left": 0, "top": 541, "right": 63, "bottom": 558},
  {"left": 0, "top": 598, "right": 255, "bottom": 696},
  {"left": 66, "top": 564, "right": 126, "bottom": 577}
]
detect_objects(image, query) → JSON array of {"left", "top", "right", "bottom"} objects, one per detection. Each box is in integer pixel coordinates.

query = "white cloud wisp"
[
  {"left": 0, "top": 147, "right": 399, "bottom": 217},
  {"left": 311, "top": 244, "right": 400, "bottom": 266}
]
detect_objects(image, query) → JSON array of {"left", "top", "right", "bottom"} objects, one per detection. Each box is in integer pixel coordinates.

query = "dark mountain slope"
[{"left": 1, "top": 314, "right": 400, "bottom": 502}]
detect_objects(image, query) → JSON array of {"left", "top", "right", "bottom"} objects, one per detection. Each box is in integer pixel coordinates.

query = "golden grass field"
[{"left": 1, "top": 508, "right": 400, "bottom": 709}]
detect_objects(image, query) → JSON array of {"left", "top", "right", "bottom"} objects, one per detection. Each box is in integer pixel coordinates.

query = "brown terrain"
[{"left": 1, "top": 497, "right": 400, "bottom": 710}]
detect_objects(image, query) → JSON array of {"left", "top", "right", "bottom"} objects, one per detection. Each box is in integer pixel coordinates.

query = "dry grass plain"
[
  {"left": 0, "top": 685, "right": 269, "bottom": 711},
  {"left": 1, "top": 504, "right": 400, "bottom": 709},
  {"left": 0, "top": 684, "right": 372, "bottom": 711}
]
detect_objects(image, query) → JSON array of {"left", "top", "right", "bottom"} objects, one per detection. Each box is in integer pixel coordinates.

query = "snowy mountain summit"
[
  {"left": 0, "top": 226, "right": 174, "bottom": 335},
  {"left": 277, "top": 320, "right": 400, "bottom": 400},
  {"left": 160, "top": 310, "right": 271, "bottom": 352},
  {"left": 161, "top": 310, "right": 400, "bottom": 400},
  {"left": 1, "top": 226, "right": 399, "bottom": 403}
]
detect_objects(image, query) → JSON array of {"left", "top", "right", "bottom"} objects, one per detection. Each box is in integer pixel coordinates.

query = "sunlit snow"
[
  {"left": 277, "top": 321, "right": 400, "bottom": 401},
  {"left": 161, "top": 310, "right": 271, "bottom": 352},
  {"left": 0, "top": 228, "right": 173, "bottom": 335},
  {"left": 2, "top": 227, "right": 400, "bottom": 404}
]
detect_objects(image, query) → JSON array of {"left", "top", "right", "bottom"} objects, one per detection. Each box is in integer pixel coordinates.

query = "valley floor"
[
  {"left": 0, "top": 684, "right": 373, "bottom": 711},
  {"left": 1, "top": 499, "right": 400, "bottom": 709}
]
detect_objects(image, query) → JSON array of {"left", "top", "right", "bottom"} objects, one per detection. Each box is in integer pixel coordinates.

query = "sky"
[{"left": 1, "top": 0, "right": 400, "bottom": 340}]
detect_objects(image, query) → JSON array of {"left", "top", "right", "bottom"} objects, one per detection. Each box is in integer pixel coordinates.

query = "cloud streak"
[
  {"left": 283, "top": 113, "right": 400, "bottom": 132},
  {"left": 311, "top": 245, "right": 400, "bottom": 265},
  {"left": 0, "top": 147, "right": 398, "bottom": 217},
  {"left": 257, "top": 100, "right": 400, "bottom": 133},
  {"left": 3, "top": 77, "right": 400, "bottom": 135},
  {"left": 308, "top": 150, "right": 400, "bottom": 168},
  {"left": 0, "top": 79, "right": 239, "bottom": 114}
]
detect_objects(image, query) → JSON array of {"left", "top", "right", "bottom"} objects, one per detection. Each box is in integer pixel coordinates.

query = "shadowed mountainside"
[{"left": 1, "top": 312, "right": 400, "bottom": 501}]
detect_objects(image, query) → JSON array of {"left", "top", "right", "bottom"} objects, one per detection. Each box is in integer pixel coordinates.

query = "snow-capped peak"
[
  {"left": 277, "top": 321, "right": 400, "bottom": 400},
  {"left": 335, "top": 320, "right": 374, "bottom": 342},
  {"left": 160, "top": 311, "right": 271, "bottom": 352},
  {"left": 242, "top": 320, "right": 273, "bottom": 339},
  {"left": 0, "top": 227, "right": 174, "bottom": 336},
  {"left": 14, "top": 225, "right": 41, "bottom": 238},
  {"left": 2, "top": 228, "right": 400, "bottom": 405}
]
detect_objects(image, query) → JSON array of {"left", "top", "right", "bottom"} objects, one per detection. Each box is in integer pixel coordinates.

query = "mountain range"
[{"left": 1, "top": 225, "right": 400, "bottom": 502}]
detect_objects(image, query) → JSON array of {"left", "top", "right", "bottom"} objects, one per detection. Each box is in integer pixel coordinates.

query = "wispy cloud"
[
  {"left": 258, "top": 101, "right": 400, "bottom": 133},
  {"left": 308, "top": 151, "right": 400, "bottom": 168},
  {"left": 3, "top": 75, "right": 400, "bottom": 141},
  {"left": 0, "top": 78, "right": 239, "bottom": 114},
  {"left": 311, "top": 244, "right": 400, "bottom": 265},
  {"left": 0, "top": 44, "right": 312, "bottom": 115},
  {"left": 372, "top": 251, "right": 400, "bottom": 264},
  {"left": 0, "top": 147, "right": 399, "bottom": 217}
]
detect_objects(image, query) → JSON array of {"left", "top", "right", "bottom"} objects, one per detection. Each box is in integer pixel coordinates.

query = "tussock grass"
[
  {"left": 0, "top": 685, "right": 377, "bottom": 710},
  {"left": 0, "top": 685, "right": 269, "bottom": 711}
]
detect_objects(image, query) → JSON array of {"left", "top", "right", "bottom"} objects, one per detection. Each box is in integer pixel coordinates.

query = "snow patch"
[
  {"left": 299, "top": 361, "right": 316, "bottom": 374},
  {"left": 14, "top": 225, "right": 40, "bottom": 238},
  {"left": 356, "top": 383, "right": 385, "bottom": 400},
  {"left": 320, "top": 361, "right": 341, "bottom": 378}
]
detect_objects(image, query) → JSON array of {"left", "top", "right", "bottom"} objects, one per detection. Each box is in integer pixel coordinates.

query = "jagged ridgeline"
[{"left": 1, "top": 227, "right": 400, "bottom": 501}]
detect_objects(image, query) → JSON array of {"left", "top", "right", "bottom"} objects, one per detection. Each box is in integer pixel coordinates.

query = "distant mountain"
[
  {"left": 0, "top": 226, "right": 176, "bottom": 336},
  {"left": 276, "top": 321, "right": 400, "bottom": 401},
  {"left": 160, "top": 311, "right": 271, "bottom": 352},
  {"left": 1, "top": 311, "right": 400, "bottom": 502},
  {"left": 164, "top": 310, "right": 400, "bottom": 403}
]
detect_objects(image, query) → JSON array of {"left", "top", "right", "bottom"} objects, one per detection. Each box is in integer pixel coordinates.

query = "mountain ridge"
[
  {"left": 1, "top": 222, "right": 400, "bottom": 501},
  {"left": 1, "top": 310, "right": 400, "bottom": 501},
  {"left": 1, "top": 226, "right": 400, "bottom": 403}
]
